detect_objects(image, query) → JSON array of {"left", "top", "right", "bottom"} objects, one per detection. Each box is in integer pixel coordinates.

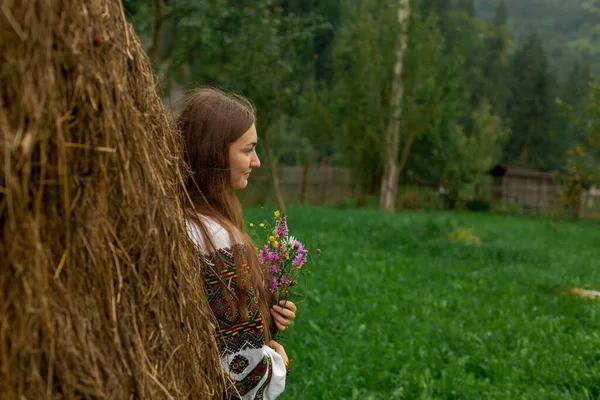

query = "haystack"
[{"left": 0, "top": 0, "right": 222, "bottom": 398}]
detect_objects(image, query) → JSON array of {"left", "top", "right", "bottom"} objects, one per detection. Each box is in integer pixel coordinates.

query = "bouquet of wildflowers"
[{"left": 252, "top": 210, "right": 315, "bottom": 305}]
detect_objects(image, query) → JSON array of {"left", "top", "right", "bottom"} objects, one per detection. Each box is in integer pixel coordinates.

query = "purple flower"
[
  {"left": 293, "top": 252, "right": 307, "bottom": 267},
  {"left": 291, "top": 240, "right": 308, "bottom": 267},
  {"left": 266, "top": 276, "right": 278, "bottom": 293},
  {"left": 259, "top": 245, "right": 269, "bottom": 264},
  {"left": 267, "top": 265, "right": 279, "bottom": 274},
  {"left": 267, "top": 251, "right": 279, "bottom": 263},
  {"left": 275, "top": 214, "right": 288, "bottom": 237},
  {"left": 281, "top": 276, "right": 290, "bottom": 285}
]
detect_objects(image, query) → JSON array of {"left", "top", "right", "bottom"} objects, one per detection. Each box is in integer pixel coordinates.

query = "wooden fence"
[
  {"left": 238, "top": 165, "right": 600, "bottom": 220},
  {"left": 237, "top": 165, "right": 363, "bottom": 207},
  {"left": 488, "top": 183, "right": 600, "bottom": 220},
  {"left": 580, "top": 189, "right": 600, "bottom": 220}
]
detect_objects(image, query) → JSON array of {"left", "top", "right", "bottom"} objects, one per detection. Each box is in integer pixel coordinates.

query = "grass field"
[{"left": 245, "top": 206, "right": 600, "bottom": 399}]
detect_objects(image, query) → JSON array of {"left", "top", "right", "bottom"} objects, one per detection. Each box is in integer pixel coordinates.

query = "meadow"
[{"left": 245, "top": 206, "right": 600, "bottom": 399}]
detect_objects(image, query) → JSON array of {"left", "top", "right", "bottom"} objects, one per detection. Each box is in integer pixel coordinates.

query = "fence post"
[{"left": 301, "top": 157, "right": 309, "bottom": 204}]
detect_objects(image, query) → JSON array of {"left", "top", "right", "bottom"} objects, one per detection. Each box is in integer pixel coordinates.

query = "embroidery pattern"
[
  {"left": 201, "top": 245, "right": 265, "bottom": 356},
  {"left": 229, "top": 355, "right": 250, "bottom": 375},
  {"left": 235, "top": 355, "right": 270, "bottom": 396},
  {"left": 254, "top": 356, "right": 273, "bottom": 400}
]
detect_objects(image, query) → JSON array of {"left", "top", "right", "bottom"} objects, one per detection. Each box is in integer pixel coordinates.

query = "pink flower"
[
  {"left": 267, "top": 276, "right": 278, "bottom": 293},
  {"left": 292, "top": 241, "right": 307, "bottom": 267},
  {"left": 259, "top": 245, "right": 270, "bottom": 264},
  {"left": 275, "top": 214, "right": 288, "bottom": 237},
  {"left": 267, "top": 251, "right": 279, "bottom": 262}
]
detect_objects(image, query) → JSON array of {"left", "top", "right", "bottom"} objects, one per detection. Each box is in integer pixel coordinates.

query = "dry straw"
[{"left": 0, "top": 0, "right": 223, "bottom": 398}]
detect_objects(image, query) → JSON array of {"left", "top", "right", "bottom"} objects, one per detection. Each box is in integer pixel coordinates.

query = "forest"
[{"left": 124, "top": 0, "right": 600, "bottom": 210}]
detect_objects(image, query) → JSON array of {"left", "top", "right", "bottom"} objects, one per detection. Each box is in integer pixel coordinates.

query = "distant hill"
[{"left": 475, "top": 0, "right": 600, "bottom": 79}]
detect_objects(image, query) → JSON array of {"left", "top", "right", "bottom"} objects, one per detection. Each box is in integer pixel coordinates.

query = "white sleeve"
[
  {"left": 263, "top": 346, "right": 286, "bottom": 399},
  {"left": 186, "top": 217, "right": 232, "bottom": 252}
]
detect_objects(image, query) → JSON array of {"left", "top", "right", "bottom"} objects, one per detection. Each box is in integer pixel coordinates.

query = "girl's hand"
[
  {"left": 267, "top": 340, "right": 288, "bottom": 363},
  {"left": 270, "top": 300, "right": 296, "bottom": 331}
]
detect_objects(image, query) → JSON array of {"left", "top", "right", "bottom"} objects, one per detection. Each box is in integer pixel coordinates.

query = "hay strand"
[{"left": 0, "top": 0, "right": 222, "bottom": 398}]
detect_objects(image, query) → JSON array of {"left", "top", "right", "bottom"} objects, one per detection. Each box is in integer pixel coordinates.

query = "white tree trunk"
[
  {"left": 263, "top": 130, "right": 286, "bottom": 212},
  {"left": 380, "top": 0, "right": 410, "bottom": 211}
]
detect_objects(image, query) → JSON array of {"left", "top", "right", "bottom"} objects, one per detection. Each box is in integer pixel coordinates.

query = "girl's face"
[{"left": 228, "top": 124, "right": 261, "bottom": 189}]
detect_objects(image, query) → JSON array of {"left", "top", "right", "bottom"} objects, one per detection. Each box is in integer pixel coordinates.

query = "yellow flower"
[
  {"left": 268, "top": 236, "right": 275, "bottom": 243},
  {"left": 274, "top": 210, "right": 280, "bottom": 218},
  {"left": 249, "top": 223, "right": 254, "bottom": 227},
  {"left": 274, "top": 241, "right": 279, "bottom": 247},
  {"left": 285, "top": 253, "right": 289, "bottom": 260},
  {"left": 259, "top": 223, "right": 265, "bottom": 228}
]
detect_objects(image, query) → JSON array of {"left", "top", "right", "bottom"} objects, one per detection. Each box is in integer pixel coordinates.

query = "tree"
[
  {"left": 504, "top": 34, "right": 561, "bottom": 168},
  {"left": 380, "top": 0, "right": 411, "bottom": 211},
  {"left": 126, "top": 0, "right": 325, "bottom": 211},
  {"left": 558, "top": 60, "right": 593, "bottom": 148},
  {"left": 420, "top": 0, "right": 451, "bottom": 15},
  {"left": 492, "top": 0, "right": 507, "bottom": 26},
  {"left": 482, "top": 0, "right": 512, "bottom": 118},
  {"left": 457, "top": 0, "right": 477, "bottom": 17},
  {"left": 560, "top": 79, "right": 600, "bottom": 217},
  {"left": 439, "top": 100, "right": 506, "bottom": 206},
  {"left": 442, "top": 4, "right": 488, "bottom": 135},
  {"left": 149, "top": 0, "right": 165, "bottom": 65},
  {"left": 316, "top": 0, "right": 400, "bottom": 189}
]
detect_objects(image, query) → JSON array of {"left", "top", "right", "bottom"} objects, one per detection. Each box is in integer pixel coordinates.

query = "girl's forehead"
[{"left": 236, "top": 124, "right": 257, "bottom": 144}]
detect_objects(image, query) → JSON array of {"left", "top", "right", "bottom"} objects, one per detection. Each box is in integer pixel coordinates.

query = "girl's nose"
[{"left": 252, "top": 152, "right": 261, "bottom": 168}]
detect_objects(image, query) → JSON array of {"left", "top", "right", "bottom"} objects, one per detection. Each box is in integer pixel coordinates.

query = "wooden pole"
[
  {"left": 301, "top": 157, "right": 309, "bottom": 204},
  {"left": 263, "top": 131, "right": 286, "bottom": 211}
]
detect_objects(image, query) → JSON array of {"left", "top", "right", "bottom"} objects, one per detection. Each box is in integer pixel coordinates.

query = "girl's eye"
[{"left": 244, "top": 149, "right": 252, "bottom": 155}]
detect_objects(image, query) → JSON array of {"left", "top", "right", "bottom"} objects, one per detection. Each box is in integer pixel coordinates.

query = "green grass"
[{"left": 244, "top": 206, "right": 600, "bottom": 400}]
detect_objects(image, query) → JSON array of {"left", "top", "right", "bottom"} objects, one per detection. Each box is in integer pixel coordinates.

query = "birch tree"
[{"left": 380, "top": 0, "right": 410, "bottom": 211}]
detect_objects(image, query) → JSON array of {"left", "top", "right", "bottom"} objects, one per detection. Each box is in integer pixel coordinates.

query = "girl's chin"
[{"left": 235, "top": 178, "right": 248, "bottom": 189}]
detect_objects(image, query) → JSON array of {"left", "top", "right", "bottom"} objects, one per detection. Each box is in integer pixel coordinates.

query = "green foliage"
[
  {"left": 559, "top": 80, "right": 600, "bottom": 212},
  {"left": 476, "top": 0, "right": 600, "bottom": 77},
  {"left": 405, "top": 6, "right": 506, "bottom": 203},
  {"left": 126, "top": 0, "right": 329, "bottom": 135},
  {"left": 450, "top": 100, "right": 506, "bottom": 183},
  {"left": 123, "top": 0, "right": 595, "bottom": 201},
  {"left": 482, "top": 0, "right": 512, "bottom": 117},
  {"left": 245, "top": 206, "right": 600, "bottom": 399},
  {"left": 466, "top": 198, "right": 492, "bottom": 211},
  {"left": 457, "top": 0, "right": 478, "bottom": 17},
  {"left": 324, "top": 0, "right": 399, "bottom": 175},
  {"left": 504, "top": 34, "right": 564, "bottom": 169}
]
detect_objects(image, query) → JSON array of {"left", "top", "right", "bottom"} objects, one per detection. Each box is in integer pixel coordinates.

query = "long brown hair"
[{"left": 178, "top": 87, "right": 272, "bottom": 339}]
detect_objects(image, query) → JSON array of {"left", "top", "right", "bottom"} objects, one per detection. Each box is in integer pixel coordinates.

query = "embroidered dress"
[{"left": 187, "top": 217, "right": 286, "bottom": 400}]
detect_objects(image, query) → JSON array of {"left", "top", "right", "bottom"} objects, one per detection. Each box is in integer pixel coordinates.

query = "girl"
[{"left": 179, "top": 88, "right": 296, "bottom": 399}]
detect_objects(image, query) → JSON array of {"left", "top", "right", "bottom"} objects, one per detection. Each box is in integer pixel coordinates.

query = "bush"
[{"left": 466, "top": 198, "right": 492, "bottom": 212}]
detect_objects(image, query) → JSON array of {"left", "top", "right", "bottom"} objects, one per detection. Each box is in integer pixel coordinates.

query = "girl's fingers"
[
  {"left": 279, "top": 300, "right": 297, "bottom": 312},
  {"left": 270, "top": 300, "right": 297, "bottom": 331},
  {"left": 271, "top": 308, "right": 294, "bottom": 324},
  {"left": 270, "top": 309, "right": 290, "bottom": 324},
  {"left": 272, "top": 305, "right": 296, "bottom": 320},
  {"left": 270, "top": 309, "right": 292, "bottom": 330},
  {"left": 273, "top": 317, "right": 286, "bottom": 331}
]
